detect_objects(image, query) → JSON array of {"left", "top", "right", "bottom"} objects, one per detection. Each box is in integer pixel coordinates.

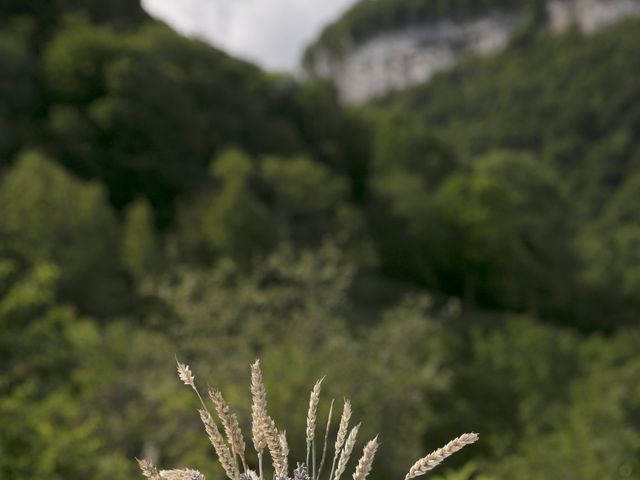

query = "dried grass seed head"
[
  {"left": 403, "top": 433, "right": 479, "bottom": 480},
  {"left": 250, "top": 360, "right": 268, "bottom": 452},
  {"left": 208, "top": 387, "right": 247, "bottom": 463},
  {"left": 176, "top": 360, "right": 195, "bottom": 387},
  {"left": 333, "top": 423, "right": 360, "bottom": 480},
  {"left": 159, "top": 469, "right": 206, "bottom": 480},
  {"left": 334, "top": 399, "right": 352, "bottom": 454},
  {"left": 199, "top": 409, "right": 239, "bottom": 480},
  {"left": 306, "top": 378, "right": 324, "bottom": 447},
  {"left": 352, "top": 437, "right": 379, "bottom": 480},
  {"left": 138, "top": 458, "right": 161, "bottom": 480}
]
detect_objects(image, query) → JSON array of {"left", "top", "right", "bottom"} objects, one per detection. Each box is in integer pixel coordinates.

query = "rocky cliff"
[{"left": 306, "top": 0, "right": 640, "bottom": 104}]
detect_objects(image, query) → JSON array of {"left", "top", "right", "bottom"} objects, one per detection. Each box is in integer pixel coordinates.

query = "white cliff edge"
[{"left": 307, "top": 0, "right": 640, "bottom": 104}]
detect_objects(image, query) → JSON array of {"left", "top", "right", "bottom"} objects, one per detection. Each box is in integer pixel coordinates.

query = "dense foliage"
[
  {"left": 1, "top": 1, "right": 640, "bottom": 479},
  {"left": 369, "top": 19, "right": 640, "bottom": 328}
]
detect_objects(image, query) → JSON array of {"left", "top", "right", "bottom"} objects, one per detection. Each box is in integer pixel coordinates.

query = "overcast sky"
[{"left": 141, "top": 0, "right": 358, "bottom": 71}]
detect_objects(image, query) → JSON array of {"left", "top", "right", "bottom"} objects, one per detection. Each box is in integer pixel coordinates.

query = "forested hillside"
[
  {"left": 367, "top": 18, "right": 640, "bottom": 329},
  {"left": 1, "top": 1, "right": 640, "bottom": 479}
]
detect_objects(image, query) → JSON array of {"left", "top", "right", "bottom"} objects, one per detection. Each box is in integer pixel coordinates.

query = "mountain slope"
[
  {"left": 0, "top": 3, "right": 367, "bottom": 224},
  {"left": 304, "top": 0, "right": 640, "bottom": 103},
  {"left": 0, "top": 0, "right": 149, "bottom": 32},
  {"left": 363, "top": 17, "right": 640, "bottom": 328},
  {"left": 379, "top": 18, "right": 640, "bottom": 205}
]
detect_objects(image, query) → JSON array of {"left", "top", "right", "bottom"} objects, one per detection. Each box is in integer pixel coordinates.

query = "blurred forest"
[{"left": 1, "top": 1, "right": 640, "bottom": 479}]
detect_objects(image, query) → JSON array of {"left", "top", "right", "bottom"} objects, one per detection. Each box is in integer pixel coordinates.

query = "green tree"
[
  {"left": 371, "top": 148, "right": 578, "bottom": 311},
  {"left": 123, "top": 198, "right": 162, "bottom": 281},
  {"left": 575, "top": 170, "right": 640, "bottom": 327},
  {"left": 434, "top": 150, "right": 577, "bottom": 310},
  {"left": 438, "top": 316, "right": 584, "bottom": 458},
  {"left": 492, "top": 329, "right": 640, "bottom": 479},
  {"left": 260, "top": 154, "right": 367, "bottom": 252},
  {"left": 0, "top": 252, "right": 131, "bottom": 479},
  {"left": 0, "top": 151, "right": 128, "bottom": 316},
  {"left": 40, "top": 19, "right": 369, "bottom": 225},
  {"left": 0, "top": 27, "right": 35, "bottom": 163},
  {"left": 368, "top": 109, "right": 457, "bottom": 287},
  {"left": 371, "top": 108, "right": 457, "bottom": 189},
  {"left": 171, "top": 150, "right": 370, "bottom": 265},
  {"left": 203, "top": 149, "right": 275, "bottom": 262},
  {"left": 0, "top": 0, "right": 148, "bottom": 35}
]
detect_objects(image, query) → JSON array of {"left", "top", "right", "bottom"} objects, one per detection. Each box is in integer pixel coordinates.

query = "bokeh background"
[{"left": 1, "top": 0, "right": 640, "bottom": 479}]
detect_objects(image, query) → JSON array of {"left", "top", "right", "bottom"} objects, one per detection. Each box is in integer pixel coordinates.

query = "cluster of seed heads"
[{"left": 137, "top": 360, "right": 478, "bottom": 480}]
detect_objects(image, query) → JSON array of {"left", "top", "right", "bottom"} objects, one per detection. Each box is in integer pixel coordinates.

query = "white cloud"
[{"left": 141, "top": 0, "right": 358, "bottom": 71}]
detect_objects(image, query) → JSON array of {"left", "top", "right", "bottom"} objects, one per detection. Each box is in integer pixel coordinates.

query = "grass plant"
[{"left": 137, "top": 360, "right": 478, "bottom": 480}]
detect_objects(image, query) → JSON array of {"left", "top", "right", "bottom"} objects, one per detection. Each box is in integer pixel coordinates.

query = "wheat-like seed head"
[
  {"left": 333, "top": 423, "right": 360, "bottom": 480},
  {"left": 334, "top": 400, "right": 351, "bottom": 455},
  {"left": 159, "top": 469, "right": 206, "bottom": 480},
  {"left": 199, "top": 409, "right": 240, "bottom": 480},
  {"left": 279, "top": 430, "right": 289, "bottom": 475},
  {"left": 138, "top": 458, "right": 161, "bottom": 480},
  {"left": 250, "top": 360, "right": 268, "bottom": 453},
  {"left": 209, "top": 387, "right": 247, "bottom": 470},
  {"left": 352, "top": 437, "right": 379, "bottom": 480},
  {"left": 262, "top": 414, "right": 287, "bottom": 477},
  {"left": 306, "top": 378, "right": 324, "bottom": 445},
  {"left": 176, "top": 360, "right": 195, "bottom": 388},
  {"left": 403, "top": 433, "right": 479, "bottom": 480},
  {"left": 139, "top": 361, "right": 478, "bottom": 480},
  {"left": 328, "top": 399, "right": 351, "bottom": 480},
  {"left": 306, "top": 377, "right": 324, "bottom": 465}
]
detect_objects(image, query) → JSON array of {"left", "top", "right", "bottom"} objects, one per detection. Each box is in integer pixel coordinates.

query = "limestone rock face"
[
  {"left": 311, "top": 12, "right": 522, "bottom": 105},
  {"left": 307, "top": 0, "right": 640, "bottom": 104},
  {"left": 548, "top": 0, "right": 640, "bottom": 33}
]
